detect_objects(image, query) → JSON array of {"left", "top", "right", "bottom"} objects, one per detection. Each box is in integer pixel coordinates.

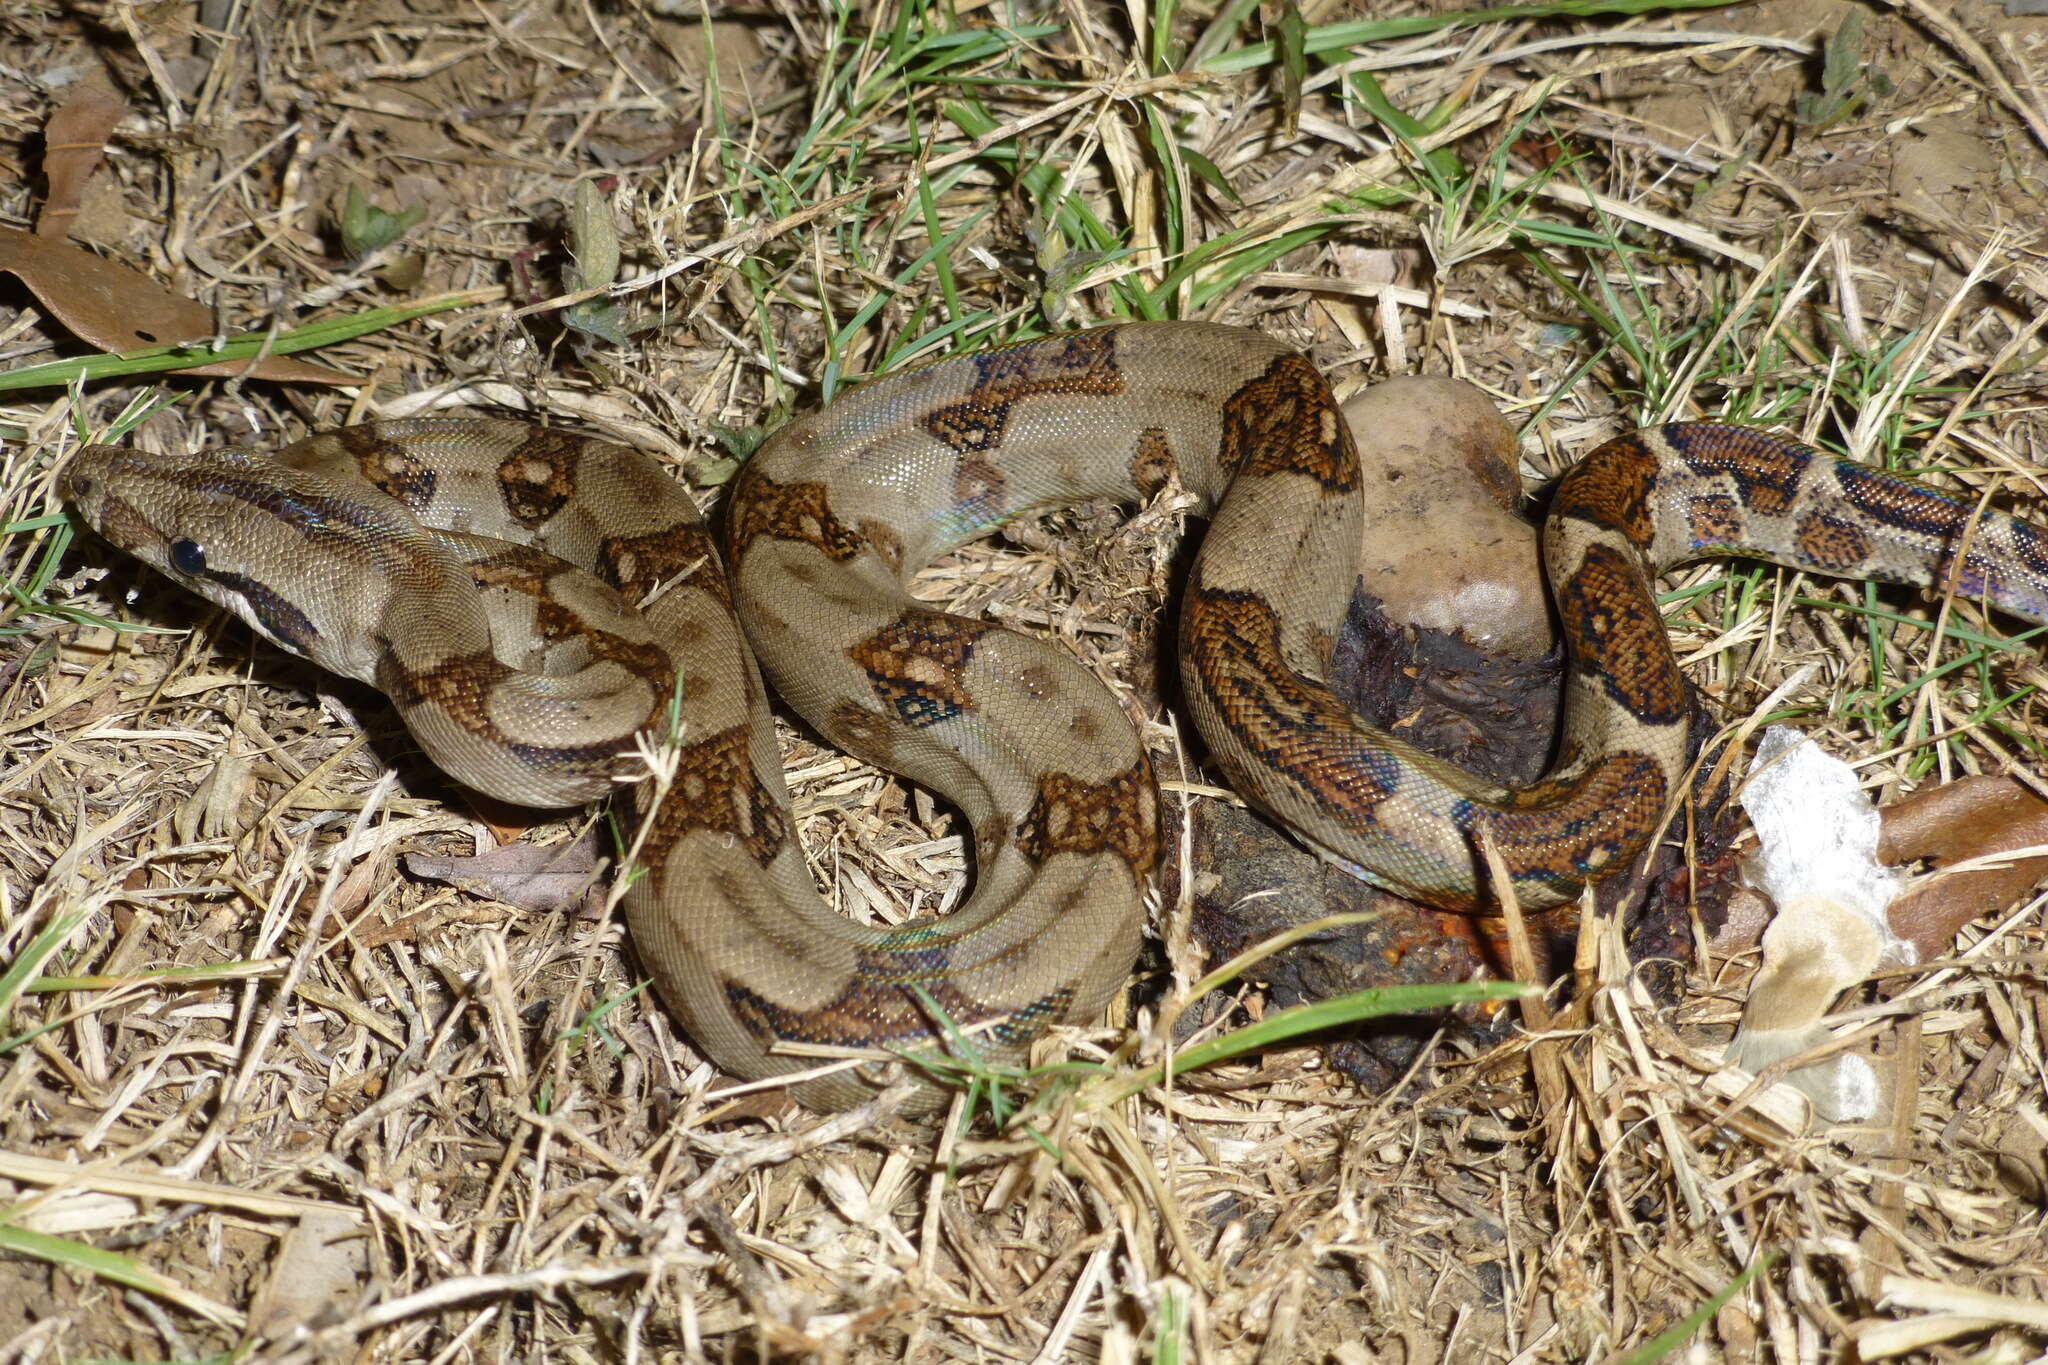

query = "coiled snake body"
[{"left": 63, "top": 324, "right": 2048, "bottom": 1110}]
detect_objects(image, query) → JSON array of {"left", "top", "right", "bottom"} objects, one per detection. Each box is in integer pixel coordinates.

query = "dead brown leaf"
[
  {"left": 405, "top": 838, "right": 604, "bottom": 917},
  {"left": 0, "top": 226, "right": 355, "bottom": 384},
  {"left": 1879, "top": 775, "right": 2048, "bottom": 956},
  {"left": 38, "top": 75, "right": 126, "bottom": 239},
  {"left": 247, "top": 1209, "right": 368, "bottom": 1341}
]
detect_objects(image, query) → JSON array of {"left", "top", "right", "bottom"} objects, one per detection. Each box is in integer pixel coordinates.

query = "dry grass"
[{"left": 3, "top": 1, "right": 2048, "bottom": 1361}]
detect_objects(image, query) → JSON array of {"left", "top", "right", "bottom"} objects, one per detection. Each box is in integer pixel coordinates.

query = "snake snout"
[
  {"left": 58, "top": 456, "right": 102, "bottom": 505},
  {"left": 58, "top": 445, "right": 140, "bottom": 515}
]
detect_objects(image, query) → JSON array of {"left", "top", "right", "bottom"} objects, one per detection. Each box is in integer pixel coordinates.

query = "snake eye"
[{"left": 168, "top": 539, "right": 207, "bottom": 575}]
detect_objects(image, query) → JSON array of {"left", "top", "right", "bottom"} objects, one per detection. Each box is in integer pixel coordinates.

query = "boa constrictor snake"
[{"left": 62, "top": 323, "right": 2048, "bottom": 1111}]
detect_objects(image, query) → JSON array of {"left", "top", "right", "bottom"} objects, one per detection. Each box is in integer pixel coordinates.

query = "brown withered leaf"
[
  {"left": 1879, "top": 775, "right": 2048, "bottom": 956},
  {"left": 405, "top": 838, "right": 605, "bottom": 917},
  {"left": 247, "top": 1209, "right": 369, "bottom": 1341},
  {"left": 0, "top": 226, "right": 356, "bottom": 384},
  {"left": 38, "top": 76, "right": 127, "bottom": 239}
]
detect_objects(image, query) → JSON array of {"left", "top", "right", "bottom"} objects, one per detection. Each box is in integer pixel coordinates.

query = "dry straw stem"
[{"left": 4, "top": 1, "right": 2048, "bottom": 1361}]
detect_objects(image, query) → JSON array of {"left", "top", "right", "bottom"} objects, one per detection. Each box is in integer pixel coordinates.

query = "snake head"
[{"left": 61, "top": 441, "right": 444, "bottom": 685}]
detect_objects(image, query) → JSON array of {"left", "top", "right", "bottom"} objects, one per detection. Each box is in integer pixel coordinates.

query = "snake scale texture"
[{"left": 62, "top": 323, "right": 2048, "bottom": 1110}]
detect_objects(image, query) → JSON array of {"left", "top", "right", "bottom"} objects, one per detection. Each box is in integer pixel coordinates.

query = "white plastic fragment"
[{"left": 1725, "top": 727, "right": 1916, "bottom": 1121}]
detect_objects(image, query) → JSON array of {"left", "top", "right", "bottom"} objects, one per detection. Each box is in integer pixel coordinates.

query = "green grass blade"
[
  {"left": 1095, "top": 979, "right": 1530, "bottom": 1106},
  {"left": 1164, "top": 980, "right": 1528, "bottom": 1078},
  {"left": 0, "top": 288, "right": 494, "bottom": 391},
  {"left": 0, "top": 1223, "right": 241, "bottom": 1327},
  {"left": 0, "top": 903, "right": 93, "bottom": 1041},
  {"left": 1202, "top": 0, "right": 1733, "bottom": 73},
  {"left": 1610, "top": 1251, "right": 1776, "bottom": 1363}
]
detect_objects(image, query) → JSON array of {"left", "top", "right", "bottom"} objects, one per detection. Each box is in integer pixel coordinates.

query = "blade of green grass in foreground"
[
  {"left": 1610, "top": 1251, "right": 1776, "bottom": 1363},
  {"left": 904, "top": 977, "right": 1529, "bottom": 1126},
  {"left": 0, "top": 900, "right": 93, "bottom": 1044},
  {"left": 1097, "top": 979, "right": 1531, "bottom": 1106},
  {"left": 0, "top": 288, "right": 496, "bottom": 391},
  {"left": 1152, "top": 1277, "right": 1191, "bottom": 1364},
  {"left": 1200, "top": 0, "right": 1734, "bottom": 73},
  {"left": 0, "top": 1223, "right": 241, "bottom": 1327}
]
